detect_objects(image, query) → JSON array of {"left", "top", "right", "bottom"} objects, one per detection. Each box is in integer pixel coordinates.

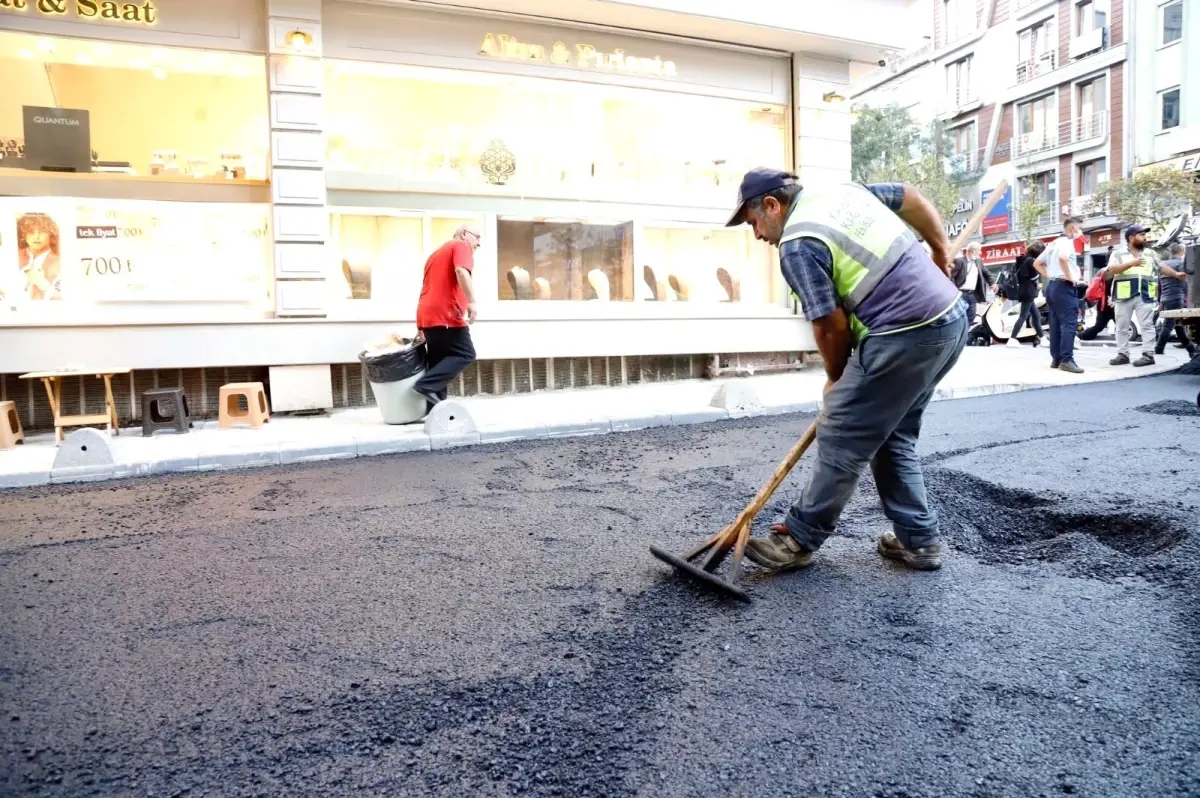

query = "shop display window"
[
  {"left": 0, "top": 31, "right": 269, "bottom": 182},
  {"left": 497, "top": 219, "right": 633, "bottom": 301},
  {"left": 640, "top": 226, "right": 780, "bottom": 304},
  {"left": 330, "top": 211, "right": 484, "bottom": 315},
  {"left": 325, "top": 61, "right": 788, "bottom": 207}
]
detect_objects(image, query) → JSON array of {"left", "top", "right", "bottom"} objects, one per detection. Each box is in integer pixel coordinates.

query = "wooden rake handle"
[
  {"left": 731, "top": 419, "right": 818, "bottom": 532},
  {"left": 947, "top": 179, "right": 1009, "bottom": 263}
]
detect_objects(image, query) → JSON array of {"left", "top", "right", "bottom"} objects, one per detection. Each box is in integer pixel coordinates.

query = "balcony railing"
[
  {"left": 1015, "top": 51, "right": 1056, "bottom": 84},
  {"left": 947, "top": 85, "right": 978, "bottom": 113},
  {"left": 1070, "top": 26, "right": 1111, "bottom": 59},
  {"left": 1064, "top": 195, "right": 1111, "bottom": 219},
  {"left": 1012, "top": 111, "right": 1107, "bottom": 158},
  {"left": 945, "top": 147, "right": 987, "bottom": 178}
]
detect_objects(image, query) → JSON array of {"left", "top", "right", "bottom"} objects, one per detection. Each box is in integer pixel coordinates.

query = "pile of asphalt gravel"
[
  {"left": 1135, "top": 400, "right": 1200, "bottom": 417},
  {"left": 925, "top": 468, "right": 1196, "bottom": 584}
]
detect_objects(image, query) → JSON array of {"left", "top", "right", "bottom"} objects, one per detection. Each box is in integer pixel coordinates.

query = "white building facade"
[
  {"left": 0, "top": 0, "right": 912, "bottom": 426},
  {"left": 1130, "top": 0, "right": 1198, "bottom": 183}
]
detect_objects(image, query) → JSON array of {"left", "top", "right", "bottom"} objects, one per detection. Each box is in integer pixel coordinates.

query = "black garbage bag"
[{"left": 359, "top": 338, "right": 427, "bottom": 384}]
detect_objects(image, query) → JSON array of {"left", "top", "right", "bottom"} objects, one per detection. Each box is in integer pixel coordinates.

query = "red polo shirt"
[{"left": 416, "top": 239, "right": 473, "bottom": 329}]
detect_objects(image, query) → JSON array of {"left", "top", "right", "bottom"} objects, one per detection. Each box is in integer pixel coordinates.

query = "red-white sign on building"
[{"left": 980, "top": 236, "right": 1057, "bottom": 265}]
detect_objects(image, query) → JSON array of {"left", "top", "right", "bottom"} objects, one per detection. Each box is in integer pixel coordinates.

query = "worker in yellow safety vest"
[{"left": 1106, "top": 224, "right": 1161, "bottom": 368}]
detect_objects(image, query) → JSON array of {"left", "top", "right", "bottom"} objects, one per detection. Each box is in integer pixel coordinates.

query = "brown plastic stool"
[
  {"left": 142, "top": 388, "right": 192, "bottom": 436},
  {"left": 218, "top": 382, "right": 270, "bottom": 430},
  {"left": 1, "top": 400, "right": 25, "bottom": 449}
]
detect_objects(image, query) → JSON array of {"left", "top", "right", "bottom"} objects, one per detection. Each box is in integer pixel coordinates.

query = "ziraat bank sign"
[
  {"left": 478, "top": 32, "right": 678, "bottom": 78},
  {"left": 0, "top": 0, "right": 157, "bottom": 24}
]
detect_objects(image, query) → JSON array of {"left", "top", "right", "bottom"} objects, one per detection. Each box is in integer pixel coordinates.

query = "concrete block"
[
  {"left": 671, "top": 408, "right": 730, "bottom": 426},
  {"left": 0, "top": 470, "right": 52, "bottom": 490},
  {"left": 51, "top": 429, "right": 114, "bottom": 483},
  {"left": 354, "top": 431, "right": 431, "bottom": 457},
  {"left": 710, "top": 382, "right": 764, "bottom": 416},
  {"left": 279, "top": 441, "right": 358, "bottom": 465},
  {"left": 479, "top": 425, "right": 550, "bottom": 444},
  {"left": 423, "top": 400, "right": 477, "bottom": 437},
  {"left": 199, "top": 446, "right": 282, "bottom": 471},
  {"left": 544, "top": 420, "right": 613, "bottom": 439},
  {"left": 429, "top": 432, "right": 481, "bottom": 450},
  {"left": 761, "top": 401, "right": 821, "bottom": 417},
  {"left": 610, "top": 414, "right": 672, "bottom": 432}
]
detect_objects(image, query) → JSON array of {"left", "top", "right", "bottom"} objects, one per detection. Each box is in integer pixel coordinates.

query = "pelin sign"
[{"left": 0, "top": 0, "right": 158, "bottom": 24}]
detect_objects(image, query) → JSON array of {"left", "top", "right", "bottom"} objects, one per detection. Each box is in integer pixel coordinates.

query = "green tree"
[
  {"left": 851, "top": 105, "right": 961, "bottom": 223},
  {"left": 1016, "top": 181, "right": 1051, "bottom": 244},
  {"left": 1085, "top": 166, "right": 1200, "bottom": 234}
]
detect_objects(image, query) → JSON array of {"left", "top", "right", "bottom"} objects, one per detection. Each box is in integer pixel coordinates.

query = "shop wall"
[
  {"left": 1, "top": 316, "right": 817, "bottom": 373},
  {"left": 0, "top": 58, "right": 55, "bottom": 136},
  {"left": 0, "top": 0, "right": 267, "bottom": 53},
  {"left": 321, "top": 1, "right": 790, "bottom": 105}
]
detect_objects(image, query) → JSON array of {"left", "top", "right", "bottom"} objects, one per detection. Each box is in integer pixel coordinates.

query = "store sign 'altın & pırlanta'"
[{"left": 478, "top": 33, "right": 678, "bottom": 78}]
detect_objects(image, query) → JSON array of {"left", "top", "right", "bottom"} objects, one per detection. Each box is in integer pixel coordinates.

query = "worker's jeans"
[
  {"left": 1115, "top": 296, "right": 1156, "bottom": 357},
  {"left": 1155, "top": 297, "right": 1191, "bottom": 354},
  {"left": 783, "top": 298, "right": 969, "bottom": 553}
]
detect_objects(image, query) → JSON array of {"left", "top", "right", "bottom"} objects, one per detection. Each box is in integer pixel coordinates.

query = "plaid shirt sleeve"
[
  {"left": 778, "top": 183, "right": 905, "bottom": 322},
  {"left": 780, "top": 238, "right": 838, "bottom": 321}
]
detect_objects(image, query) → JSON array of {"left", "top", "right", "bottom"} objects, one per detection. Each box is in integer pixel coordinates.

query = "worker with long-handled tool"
[{"left": 727, "top": 169, "right": 970, "bottom": 573}]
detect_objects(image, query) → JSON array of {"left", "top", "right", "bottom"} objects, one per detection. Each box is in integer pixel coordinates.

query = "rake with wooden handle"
[{"left": 650, "top": 180, "right": 1010, "bottom": 603}]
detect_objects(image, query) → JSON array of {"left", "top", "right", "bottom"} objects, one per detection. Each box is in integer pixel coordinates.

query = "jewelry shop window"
[
  {"left": 497, "top": 219, "right": 633, "bottom": 301},
  {"left": 330, "top": 211, "right": 484, "bottom": 316},
  {"left": 325, "top": 61, "right": 789, "bottom": 208},
  {"left": 640, "top": 226, "right": 781, "bottom": 304},
  {"left": 0, "top": 32, "right": 269, "bottom": 182}
]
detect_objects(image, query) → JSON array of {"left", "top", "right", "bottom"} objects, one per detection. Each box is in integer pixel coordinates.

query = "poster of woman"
[{"left": 16, "top": 212, "right": 63, "bottom": 301}]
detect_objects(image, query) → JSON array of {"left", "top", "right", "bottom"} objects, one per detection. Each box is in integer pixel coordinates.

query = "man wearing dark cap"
[
  {"left": 1106, "top": 224, "right": 1161, "bottom": 367},
  {"left": 726, "top": 168, "right": 967, "bottom": 573}
]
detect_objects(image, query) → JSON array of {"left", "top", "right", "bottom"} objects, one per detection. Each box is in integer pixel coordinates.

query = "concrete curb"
[{"left": 0, "top": 372, "right": 1184, "bottom": 490}]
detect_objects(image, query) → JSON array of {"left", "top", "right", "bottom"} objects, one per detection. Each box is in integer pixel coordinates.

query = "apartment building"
[
  {"left": 852, "top": 0, "right": 1130, "bottom": 276},
  {"left": 1130, "top": 1, "right": 1198, "bottom": 189}
]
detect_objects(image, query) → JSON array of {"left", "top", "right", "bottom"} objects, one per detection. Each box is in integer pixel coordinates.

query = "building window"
[
  {"left": 640, "top": 226, "right": 779, "bottom": 303},
  {"left": 946, "top": 57, "right": 973, "bottom": 108},
  {"left": 1020, "top": 170, "right": 1057, "bottom": 220},
  {"left": 1017, "top": 94, "right": 1057, "bottom": 154},
  {"left": 497, "top": 219, "right": 634, "bottom": 302},
  {"left": 1076, "top": 0, "right": 1108, "bottom": 36},
  {"left": 1076, "top": 75, "right": 1106, "bottom": 137},
  {"left": 1162, "top": 1, "right": 1183, "bottom": 45},
  {"left": 1161, "top": 87, "right": 1181, "bottom": 130},
  {"left": 1077, "top": 158, "right": 1107, "bottom": 196},
  {"left": 943, "top": 0, "right": 976, "bottom": 43},
  {"left": 948, "top": 122, "right": 977, "bottom": 170},
  {"left": 1017, "top": 18, "right": 1057, "bottom": 81},
  {"left": 330, "top": 213, "right": 483, "bottom": 313},
  {"left": 324, "top": 61, "right": 788, "bottom": 209}
]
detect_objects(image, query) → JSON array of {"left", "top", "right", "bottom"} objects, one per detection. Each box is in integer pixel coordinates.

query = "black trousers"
[
  {"left": 1156, "top": 299, "right": 1192, "bottom": 354},
  {"left": 415, "top": 326, "right": 476, "bottom": 401},
  {"left": 1079, "top": 306, "right": 1115, "bottom": 340},
  {"left": 1011, "top": 298, "right": 1043, "bottom": 338}
]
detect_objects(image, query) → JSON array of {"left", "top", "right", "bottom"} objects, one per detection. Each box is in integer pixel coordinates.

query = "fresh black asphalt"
[{"left": 2, "top": 374, "right": 1199, "bottom": 797}]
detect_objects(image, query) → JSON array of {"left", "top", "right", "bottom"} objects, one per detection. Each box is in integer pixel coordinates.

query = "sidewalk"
[{"left": 1, "top": 344, "right": 1191, "bottom": 490}]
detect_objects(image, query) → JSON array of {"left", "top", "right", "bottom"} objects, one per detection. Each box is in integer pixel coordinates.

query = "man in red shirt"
[{"left": 413, "top": 224, "right": 480, "bottom": 412}]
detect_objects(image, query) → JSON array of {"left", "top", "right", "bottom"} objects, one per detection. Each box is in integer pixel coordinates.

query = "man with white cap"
[{"left": 413, "top": 224, "right": 481, "bottom": 412}]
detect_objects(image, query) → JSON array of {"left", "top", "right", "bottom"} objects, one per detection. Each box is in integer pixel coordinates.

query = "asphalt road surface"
[{"left": 3, "top": 375, "right": 1199, "bottom": 798}]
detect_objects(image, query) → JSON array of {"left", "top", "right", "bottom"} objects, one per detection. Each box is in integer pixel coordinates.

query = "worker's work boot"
[
  {"left": 1109, "top": 353, "right": 1130, "bottom": 366},
  {"left": 877, "top": 532, "right": 943, "bottom": 571},
  {"left": 1133, "top": 354, "right": 1155, "bottom": 368},
  {"left": 745, "top": 524, "right": 814, "bottom": 572}
]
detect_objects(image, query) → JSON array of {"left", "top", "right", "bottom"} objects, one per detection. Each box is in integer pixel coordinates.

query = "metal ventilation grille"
[{"left": 2, "top": 352, "right": 798, "bottom": 430}]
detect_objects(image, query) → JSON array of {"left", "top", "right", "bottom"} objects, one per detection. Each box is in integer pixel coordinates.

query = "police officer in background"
[{"left": 725, "top": 169, "right": 968, "bottom": 573}]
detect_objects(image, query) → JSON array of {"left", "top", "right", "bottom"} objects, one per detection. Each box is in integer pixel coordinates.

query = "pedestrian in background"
[
  {"left": 1007, "top": 240, "right": 1045, "bottom": 348},
  {"left": 1079, "top": 267, "right": 1116, "bottom": 341},
  {"left": 1034, "top": 216, "right": 1086, "bottom": 374},
  {"left": 952, "top": 241, "right": 997, "bottom": 322},
  {"left": 413, "top": 224, "right": 481, "bottom": 413},
  {"left": 1107, "top": 224, "right": 1160, "bottom": 367},
  {"left": 1156, "top": 243, "right": 1194, "bottom": 357}
]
